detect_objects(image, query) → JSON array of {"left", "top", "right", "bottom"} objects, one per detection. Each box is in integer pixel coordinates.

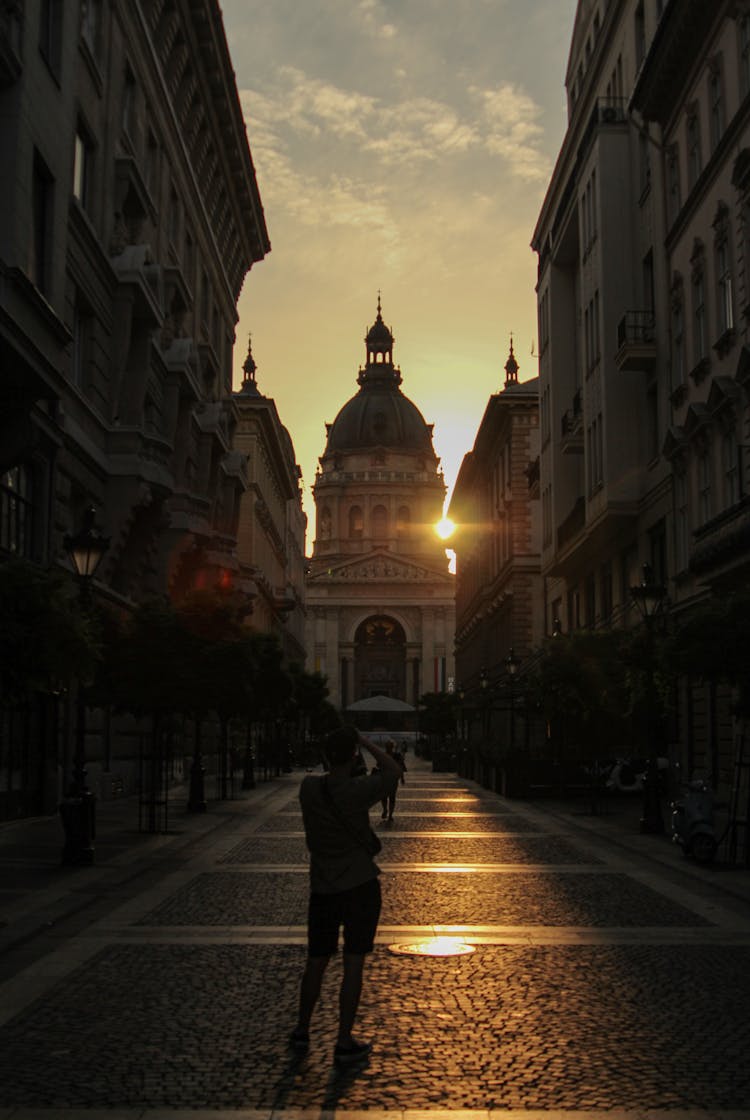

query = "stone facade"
[
  {"left": 448, "top": 342, "right": 542, "bottom": 740},
  {"left": 0, "top": 1, "right": 271, "bottom": 816},
  {"left": 532, "top": 0, "right": 750, "bottom": 794},
  {"left": 305, "top": 302, "right": 455, "bottom": 713},
  {"left": 233, "top": 344, "right": 306, "bottom": 664}
]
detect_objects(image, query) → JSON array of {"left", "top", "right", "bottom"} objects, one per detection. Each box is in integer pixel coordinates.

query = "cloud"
[
  {"left": 473, "top": 82, "right": 550, "bottom": 181},
  {"left": 357, "top": 0, "right": 397, "bottom": 39}
]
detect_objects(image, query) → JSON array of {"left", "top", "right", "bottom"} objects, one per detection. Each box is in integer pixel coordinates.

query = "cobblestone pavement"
[{"left": 1, "top": 759, "right": 750, "bottom": 1119}]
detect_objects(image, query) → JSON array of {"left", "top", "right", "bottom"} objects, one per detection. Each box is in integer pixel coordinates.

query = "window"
[
  {"left": 396, "top": 505, "right": 410, "bottom": 535},
  {"left": 80, "top": 0, "right": 101, "bottom": 58},
  {"left": 587, "top": 415, "right": 604, "bottom": 494},
  {"left": 674, "top": 468, "right": 689, "bottom": 572},
  {"left": 542, "top": 485, "right": 552, "bottom": 548},
  {"left": 670, "top": 276, "right": 685, "bottom": 393},
  {"left": 122, "top": 66, "right": 136, "bottom": 138},
  {"left": 741, "top": 14, "right": 750, "bottom": 98},
  {"left": 39, "top": 0, "right": 62, "bottom": 80},
  {"left": 667, "top": 145, "right": 681, "bottom": 225},
  {"left": 722, "top": 426, "right": 739, "bottom": 507},
  {"left": 348, "top": 505, "right": 363, "bottom": 539},
  {"left": 646, "top": 378, "right": 658, "bottom": 460},
  {"left": 30, "top": 153, "right": 53, "bottom": 294},
  {"left": 687, "top": 109, "right": 702, "bottom": 190},
  {"left": 168, "top": 185, "right": 180, "bottom": 247},
  {"left": 372, "top": 504, "right": 388, "bottom": 538},
  {"left": 697, "top": 444, "right": 712, "bottom": 525},
  {"left": 716, "top": 239, "right": 734, "bottom": 336},
  {"left": 635, "top": 3, "right": 646, "bottom": 69},
  {"left": 639, "top": 129, "right": 651, "bottom": 196},
  {"left": 145, "top": 131, "right": 159, "bottom": 196},
  {"left": 691, "top": 249, "right": 707, "bottom": 365},
  {"left": 709, "top": 59, "right": 725, "bottom": 151},
  {"left": 1, "top": 466, "right": 34, "bottom": 558},
  {"left": 72, "top": 298, "right": 91, "bottom": 390},
  {"left": 72, "top": 125, "right": 93, "bottom": 211}
]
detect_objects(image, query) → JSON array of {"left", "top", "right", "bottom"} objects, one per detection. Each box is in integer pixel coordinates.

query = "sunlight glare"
[
  {"left": 435, "top": 517, "right": 455, "bottom": 540},
  {"left": 388, "top": 936, "right": 476, "bottom": 957}
]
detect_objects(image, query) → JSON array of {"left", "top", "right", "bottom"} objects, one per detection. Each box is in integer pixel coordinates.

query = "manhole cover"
[{"left": 388, "top": 937, "right": 476, "bottom": 957}]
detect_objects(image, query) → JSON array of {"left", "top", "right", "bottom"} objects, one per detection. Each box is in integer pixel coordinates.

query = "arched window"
[
  {"left": 349, "top": 505, "right": 363, "bottom": 538},
  {"left": 319, "top": 506, "right": 332, "bottom": 539},
  {"left": 396, "top": 505, "right": 410, "bottom": 535},
  {"left": 372, "top": 504, "right": 388, "bottom": 538}
]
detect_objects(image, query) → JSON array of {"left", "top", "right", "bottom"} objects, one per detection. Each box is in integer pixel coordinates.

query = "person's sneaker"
[
  {"left": 289, "top": 1029, "right": 309, "bottom": 1054},
  {"left": 333, "top": 1039, "right": 371, "bottom": 1065}
]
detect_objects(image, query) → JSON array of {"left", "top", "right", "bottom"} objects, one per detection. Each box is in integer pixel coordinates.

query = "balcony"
[
  {"left": 615, "top": 310, "right": 656, "bottom": 371},
  {"left": 561, "top": 391, "right": 583, "bottom": 454}
]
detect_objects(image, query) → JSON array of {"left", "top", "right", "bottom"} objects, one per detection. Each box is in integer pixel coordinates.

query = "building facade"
[
  {"left": 305, "top": 301, "right": 455, "bottom": 713},
  {"left": 448, "top": 341, "right": 542, "bottom": 736},
  {"left": 450, "top": 340, "right": 544, "bottom": 761},
  {"left": 233, "top": 341, "right": 306, "bottom": 665},
  {"left": 0, "top": 1, "right": 271, "bottom": 816},
  {"left": 532, "top": 0, "right": 750, "bottom": 795}
]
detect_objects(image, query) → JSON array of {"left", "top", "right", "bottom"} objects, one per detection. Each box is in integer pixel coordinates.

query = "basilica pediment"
[{"left": 308, "top": 550, "right": 452, "bottom": 584}]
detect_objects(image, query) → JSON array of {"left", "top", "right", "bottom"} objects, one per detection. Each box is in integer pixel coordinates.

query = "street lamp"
[
  {"left": 505, "top": 647, "right": 520, "bottom": 753},
  {"left": 630, "top": 562, "right": 668, "bottom": 835},
  {"left": 61, "top": 506, "right": 109, "bottom": 865}
]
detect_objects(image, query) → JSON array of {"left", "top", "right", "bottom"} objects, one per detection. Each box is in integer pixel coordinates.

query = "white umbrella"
[{"left": 345, "top": 694, "right": 415, "bottom": 712}]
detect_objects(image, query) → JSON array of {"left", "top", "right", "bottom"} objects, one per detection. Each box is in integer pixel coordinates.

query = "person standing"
[
  {"left": 378, "top": 740, "right": 406, "bottom": 821},
  {"left": 291, "top": 726, "right": 400, "bottom": 1065}
]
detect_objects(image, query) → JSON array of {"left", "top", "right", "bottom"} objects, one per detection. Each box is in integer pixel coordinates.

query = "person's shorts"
[{"left": 308, "top": 877, "right": 382, "bottom": 957}]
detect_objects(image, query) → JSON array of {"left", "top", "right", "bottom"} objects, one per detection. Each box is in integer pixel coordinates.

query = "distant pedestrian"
[
  {"left": 291, "top": 726, "right": 401, "bottom": 1065},
  {"left": 377, "top": 740, "right": 406, "bottom": 821}
]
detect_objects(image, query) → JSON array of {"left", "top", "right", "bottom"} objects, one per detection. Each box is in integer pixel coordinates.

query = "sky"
[{"left": 221, "top": 0, "right": 579, "bottom": 541}]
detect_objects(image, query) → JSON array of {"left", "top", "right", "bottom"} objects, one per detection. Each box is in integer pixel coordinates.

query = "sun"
[{"left": 435, "top": 517, "right": 455, "bottom": 541}]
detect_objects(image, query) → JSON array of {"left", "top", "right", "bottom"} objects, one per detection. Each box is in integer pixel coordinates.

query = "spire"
[
  {"left": 238, "top": 333, "right": 262, "bottom": 396},
  {"left": 504, "top": 333, "right": 519, "bottom": 388}
]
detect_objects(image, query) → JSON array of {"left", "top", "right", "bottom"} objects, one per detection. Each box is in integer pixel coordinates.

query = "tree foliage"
[
  {"left": 669, "top": 592, "right": 750, "bottom": 716},
  {"left": 0, "top": 560, "right": 99, "bottom": 706}
]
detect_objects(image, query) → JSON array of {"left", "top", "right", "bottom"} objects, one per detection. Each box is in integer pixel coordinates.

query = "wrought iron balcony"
[
  {"left": 615, "top": 310, "right": 656, "bottom": 371},
  {"left": 561, "top": 390, "right": 583, "bottom": 454}
]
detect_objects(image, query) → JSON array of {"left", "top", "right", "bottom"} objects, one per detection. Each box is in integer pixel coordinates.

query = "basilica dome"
[{"left": 323, "top": 299, "right": 435, "bottom": 455}]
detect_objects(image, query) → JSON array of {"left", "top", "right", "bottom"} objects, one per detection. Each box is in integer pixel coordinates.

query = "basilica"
[{"left": 305, "top": 301, "right": 455, "bottom": 712}]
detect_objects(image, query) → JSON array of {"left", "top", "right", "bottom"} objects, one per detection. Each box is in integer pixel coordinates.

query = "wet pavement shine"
[{"left": 1, "top": 758, "right": 750, "bottom": 1119}]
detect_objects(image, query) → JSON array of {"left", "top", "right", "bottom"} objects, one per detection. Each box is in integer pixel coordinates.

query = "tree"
[
  {"left": 0, "top": 559, "right": 99, "bottom": 706},
  {"left": 670, "top": 592, "right": 750, "bottom": 717},
  {"left": 526, "top": 629, "right": 635, "bottom": 773}
]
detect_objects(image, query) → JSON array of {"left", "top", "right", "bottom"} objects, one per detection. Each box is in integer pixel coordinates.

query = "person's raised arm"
[{"left": 356, "top": 732, "right": 401, "bottom": 778}]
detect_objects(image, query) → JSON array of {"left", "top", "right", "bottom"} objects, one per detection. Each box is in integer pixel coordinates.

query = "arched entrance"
[{"left": 354, "top": 615, "right": 406, "bottom": 701}]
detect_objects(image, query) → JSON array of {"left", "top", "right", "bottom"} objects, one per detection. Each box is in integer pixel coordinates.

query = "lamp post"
[
  {"left": 457, "top": 683, "right": 466, "bottom": 776},
  {"left": 630, "top": 562, "right": 667, "bottom": 835},
  {"left": 61, "top": 506, "right": 109, "bottom": 865},
  {"left": 505, "top": 647, "right": 520, "bottom": 752}
]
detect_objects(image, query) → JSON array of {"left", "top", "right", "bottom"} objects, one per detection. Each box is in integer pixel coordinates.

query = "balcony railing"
[
  {"left": 615, "top": 310, "right": 656, "bottom": 371},
  {"left": 561, "top": 390, "right": 583, "bottom": 453}
]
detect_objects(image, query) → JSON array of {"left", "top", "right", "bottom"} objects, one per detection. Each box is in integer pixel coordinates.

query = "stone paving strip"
[
  {"left": 132, "top": 869, "right": 714, "bottom": 928},
  {"left": 258, "top": 814, "right": 540, "bottom": 833},
  {"left": 219, "top": 835, "right": 603, "bottom": 865}
]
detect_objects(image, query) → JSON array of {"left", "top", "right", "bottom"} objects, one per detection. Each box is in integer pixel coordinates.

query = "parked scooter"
[{"left": 671, "top": 779, "right": 717, "bottom": 863}]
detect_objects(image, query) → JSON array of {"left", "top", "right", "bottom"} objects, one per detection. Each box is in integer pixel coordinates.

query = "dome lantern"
[{"left": 360, "top": 292, "right": 400, "bottom": 386}]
